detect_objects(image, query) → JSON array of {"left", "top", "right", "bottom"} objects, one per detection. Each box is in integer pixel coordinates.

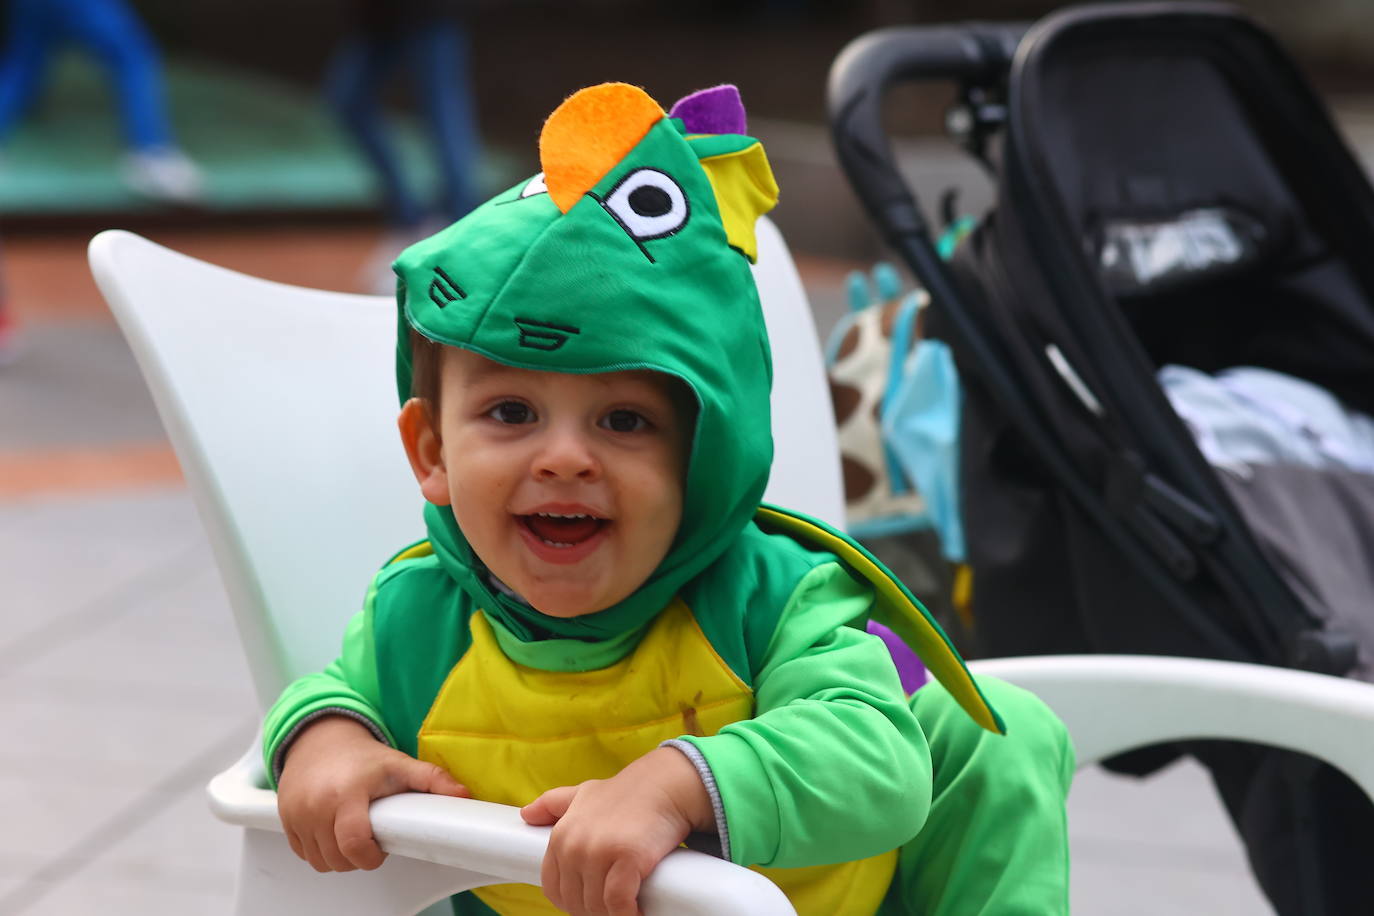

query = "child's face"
[{"left": 403, "top": 348, "right": 689, "bottom": 618}]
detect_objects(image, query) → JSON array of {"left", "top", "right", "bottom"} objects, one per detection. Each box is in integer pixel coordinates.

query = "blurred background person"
[
  {"left": 328, "top": 0, "right": 482, "bottom": 291},
  {"left": 0, "top": 0, "right": 203, "bottom": 203}
]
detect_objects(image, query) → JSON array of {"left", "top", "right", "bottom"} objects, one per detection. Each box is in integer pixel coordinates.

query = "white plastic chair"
[
  {"left": 89, "top": 217, "right": 828, "bottom": 916},
  {"left": 967, "top": 654, "right": 1374, "bottom": 798},
  {"left": 89, "top": 219, "right": 1374, "bottom": 916}
]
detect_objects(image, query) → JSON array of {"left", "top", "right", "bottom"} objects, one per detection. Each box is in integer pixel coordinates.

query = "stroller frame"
[
  {"left": 829, "top": 1, "right": 1372, "bottom": 674},
  {"left": 830, "top": 3, "right": 1374, "bottom": 913}
]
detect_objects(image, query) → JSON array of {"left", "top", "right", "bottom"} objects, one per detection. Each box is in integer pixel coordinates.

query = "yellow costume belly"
[{"left": 417, "top": 601, "right": 896, "bottom": 915}]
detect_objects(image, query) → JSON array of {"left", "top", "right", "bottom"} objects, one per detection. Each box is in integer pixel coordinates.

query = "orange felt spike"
[{"left": 540, "top": 83, "right": 666, "bottom": 213}]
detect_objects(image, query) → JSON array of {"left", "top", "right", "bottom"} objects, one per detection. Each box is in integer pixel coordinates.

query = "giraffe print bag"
[{"left": 826, "top": 263, "right": 966, "bottom": 560}]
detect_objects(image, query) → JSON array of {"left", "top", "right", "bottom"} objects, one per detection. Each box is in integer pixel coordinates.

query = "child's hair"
[{"left": 409, "top": 328, "right": 446, "bottom": 414}]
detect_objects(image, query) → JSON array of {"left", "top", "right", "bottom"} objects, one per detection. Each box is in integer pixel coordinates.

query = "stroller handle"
[{"left": 827, "top": 23, "right": 1026, "bottom": 242}]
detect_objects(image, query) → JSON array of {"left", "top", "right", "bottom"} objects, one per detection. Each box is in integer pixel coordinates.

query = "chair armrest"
[
  {"left": 968, "top": 654, "right": 1374, "bottom": 801},
  {"left": 206, "top": 741, "right": 796, "bottom": 915}
]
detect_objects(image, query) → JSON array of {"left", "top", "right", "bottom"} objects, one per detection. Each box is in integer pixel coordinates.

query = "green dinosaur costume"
[{"left": 264, "top": 83, "right": 1073, "bottom": 915}]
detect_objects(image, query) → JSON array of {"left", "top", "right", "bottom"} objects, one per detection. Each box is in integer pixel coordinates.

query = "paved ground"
[{"left": 0, "top": 216, "right": 1283, "bottom": 914}]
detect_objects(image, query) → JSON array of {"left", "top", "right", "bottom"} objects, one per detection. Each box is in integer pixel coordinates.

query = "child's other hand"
[
  {"left": 276, "top": 715, "right": 470, "bottom": 873},
  {"left": 520, "top": 747, "right": 714, "bottom": 916}
]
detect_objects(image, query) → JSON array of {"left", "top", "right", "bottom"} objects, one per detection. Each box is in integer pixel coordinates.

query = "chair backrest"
[{"left": 89, "top": 217, "right": 843, "bottom": 709}]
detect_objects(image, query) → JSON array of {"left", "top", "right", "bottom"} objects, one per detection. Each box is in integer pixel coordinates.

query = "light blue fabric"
[
  {"left": 845, "top": 261, "right": 902, "bottom": 314},
  {"left": 880, "top": 295, "right": 921, "bottom": 496},
  {"left": 884, "top": 339, "right": 965, "bottom": 562},
  {"left": 1158, "top": 364, "right": 1374, "bottom": 475}
]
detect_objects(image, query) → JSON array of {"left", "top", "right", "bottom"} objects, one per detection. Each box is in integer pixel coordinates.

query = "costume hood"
[{"left": 393, "top": 83, "right": 780, "bottom": 641}]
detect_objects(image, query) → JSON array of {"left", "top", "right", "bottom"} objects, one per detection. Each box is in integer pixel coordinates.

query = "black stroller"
[{"left": 829, "top": 3, "right": 1374, "bottom": 913}]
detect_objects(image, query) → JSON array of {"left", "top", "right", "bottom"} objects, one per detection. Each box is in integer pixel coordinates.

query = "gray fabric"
[
  {"left": 1218, "top": 463, "right": 1374, "bottom": 681},
  {"left": 272, "top": 707, "right": 391, "bottom": 784},
  {"left": 661, "top": 738, "right": 729, "bottom": 861}
]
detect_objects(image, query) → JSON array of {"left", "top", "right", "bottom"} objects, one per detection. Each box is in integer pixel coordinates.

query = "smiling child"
[{"left": 263, "top": 82, "right": 1073, "bottom": 916}]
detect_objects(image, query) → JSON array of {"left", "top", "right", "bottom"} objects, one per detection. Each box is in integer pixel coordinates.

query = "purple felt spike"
[
  {"left": 669, "top": 85, "right": 747, "bottom": 136},
  {"left": 866, "top": 619, "right": 928, "bottom": 694}
]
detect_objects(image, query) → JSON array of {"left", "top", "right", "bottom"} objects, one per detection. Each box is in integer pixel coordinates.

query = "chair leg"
[{"left": 233, "top": 829, "right": 491, "bottom": 916}]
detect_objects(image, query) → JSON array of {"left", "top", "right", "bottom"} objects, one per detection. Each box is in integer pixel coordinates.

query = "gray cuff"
[
  {"left": 661, "top": 738, "right": 731, "bottom": 862},
  {"left": 271, "top": 707, "right": 389, "bottom": 784}
]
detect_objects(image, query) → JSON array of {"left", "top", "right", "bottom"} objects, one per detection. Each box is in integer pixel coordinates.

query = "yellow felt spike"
[
  {"left": 698, "top": 142, "right": 780, "bottom": 262},
  {"left": 539, "top": 83, "right": 666, "bottom": 213}
]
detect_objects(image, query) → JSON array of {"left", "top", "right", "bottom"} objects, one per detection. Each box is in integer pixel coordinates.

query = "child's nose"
[{"left": 532, "top": 427, "right": 600, "bottom": 481}]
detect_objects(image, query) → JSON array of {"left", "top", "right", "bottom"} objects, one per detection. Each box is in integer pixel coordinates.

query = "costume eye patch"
[
  {"left": 602, "top": 168, "right": 689, "bottom": 241},
  {"left": 520, "top": 172, "right": 548, "bottom": 198}
]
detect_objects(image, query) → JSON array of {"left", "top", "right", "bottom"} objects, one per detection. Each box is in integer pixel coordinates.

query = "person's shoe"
[
  {"left": 0, "top": 308, "right": 23, "bottom": 367},
  {"left": 121, "top": 147, "right": 204, "bottom": 204}
]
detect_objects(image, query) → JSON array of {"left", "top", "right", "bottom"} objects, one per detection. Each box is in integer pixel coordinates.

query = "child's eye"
[
  {"left": 601, "top": 409, "right": 648, "bottom": 433},
  {"left": 487, "top": 401, "right": 534, "bottom": 424}
]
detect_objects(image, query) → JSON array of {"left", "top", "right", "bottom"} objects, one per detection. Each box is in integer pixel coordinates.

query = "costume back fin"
[{"left": 756, "top": 504, "right": 1005, "bottom": 734}]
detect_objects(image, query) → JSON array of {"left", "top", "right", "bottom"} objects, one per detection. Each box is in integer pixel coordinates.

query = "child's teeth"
[
  {"left": 537, "top": 512, "right": 590, "bottom": 519},
  {"left": 541, "top": 539, "right": 573, "bottom": 547}
]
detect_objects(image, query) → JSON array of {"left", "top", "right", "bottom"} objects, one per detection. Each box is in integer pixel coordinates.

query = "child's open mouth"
[{"left": 520, "top": 512, "right": 607, "bottom": 546}]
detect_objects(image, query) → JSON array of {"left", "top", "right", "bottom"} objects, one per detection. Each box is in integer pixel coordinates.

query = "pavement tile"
[
  {"left": 0, "top": 675, "right": 255, "bottom": 786},
  {"left": 7, "top": 560, "right": 257, "bottom": 705},
  {"left": 1069, "top": 762, "right": 1273, "bottom": 914},
  {"left": 0, "top": 488, "right": 202, "bottom": 638},
  {"left": 0, "top": 721, "right": 252, "bottom": 914},
  {"left": 90, "top": 788, "right": 242, "bottom": 880},
  {"left": 1070, "top": 758, "right": 1250, "bottom": 852},
  {"left": 0, "top": 855, "right": 49, "bottom": 883},
  {"left": 0, "top": 323, "right": 167, "bottom": 451},
  {"left": 0, "top": 544, "right": 209, "bottom": 693},
  {"left": 11, "top": 872, "right": 232, "bottom": 916},
  {"left": 0, "top": 877, "right": 27, "bottom": 904},
  {"left": 0, "top": 552, "right": 201, "bottom": 686},
  {"left": 0, "top": 774, "right": 143, "bottom": 864},
  {"left": 0, "top": 559, "right": 255, "bottom": 787},
  {"left": 1071, "top": 860, "right": 1273, "bottom": 916},
  {"left": 0, "top": 484, "right": 198, "bottom": 544}
]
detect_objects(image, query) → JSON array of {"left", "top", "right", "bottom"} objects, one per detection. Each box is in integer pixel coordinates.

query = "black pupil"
[
  {"left": 608, "top": 410, "right": 640, "bottom": 431},
  {"left": 628, "top": 184, "right": 673, "bottom": 217},
  {"left": 498, "top": 403, "right": 530, "bottom": 423}
]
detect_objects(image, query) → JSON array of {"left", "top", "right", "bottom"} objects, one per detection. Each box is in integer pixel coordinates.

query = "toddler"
[{"left": 265, "top": 82, "right": 1073, "bottom": 916}]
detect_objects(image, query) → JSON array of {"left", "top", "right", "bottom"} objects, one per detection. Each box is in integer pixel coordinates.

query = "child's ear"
[{"left": 398, "top": 398, "right": 451, "bottom": 506}]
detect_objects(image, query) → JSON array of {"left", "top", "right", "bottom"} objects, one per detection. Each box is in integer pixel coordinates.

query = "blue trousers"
[
  {"left": 326, "top": 19, "right": 482, "bottom": 228},
  {"left": 0, "top": 0, "right": 174, "bottom": 150}
]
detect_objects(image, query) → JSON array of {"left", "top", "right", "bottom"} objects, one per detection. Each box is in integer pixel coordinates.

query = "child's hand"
[
  {"left": 520, "top": 747, "right": 714, "bottom": 916},
  {"left": 276, "top": 715, "right": 470, "bottom": 872}
]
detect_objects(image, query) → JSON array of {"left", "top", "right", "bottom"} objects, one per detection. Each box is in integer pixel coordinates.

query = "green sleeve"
[
  {"left": 261, "top": 576, "right": 397, "bottom": 788},
  {"left": 680, "top": 562, "right": 932, "bottom": 868}
]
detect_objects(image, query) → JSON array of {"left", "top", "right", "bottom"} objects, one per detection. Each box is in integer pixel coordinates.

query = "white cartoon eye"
[
  {"left": 602, "top": 168, "right": 689, "bottom": 240},
  {"left": 520, "top": 172, "right": 548, "bottom": 197}
]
